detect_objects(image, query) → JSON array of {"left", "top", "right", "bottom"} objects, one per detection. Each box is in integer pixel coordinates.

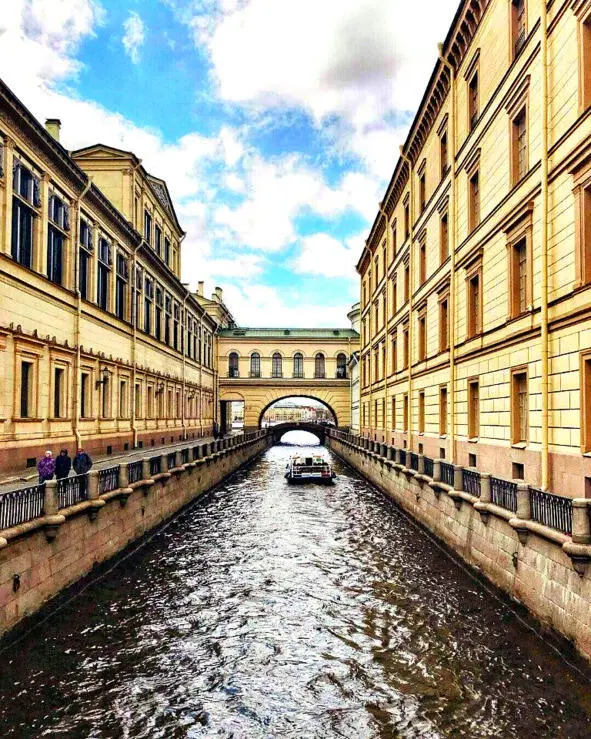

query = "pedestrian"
[
  {"left": 37, "top": 450, "right": 55, "bottom": 483},
  {"left": 55, "top": 449, "right": 72, "bottom": 480},
  {"left": 212, "top": 421, "right": 220, "bottom": 440},
  {"left": 73, "top": 448, "right": 93, "bottom": 475}
]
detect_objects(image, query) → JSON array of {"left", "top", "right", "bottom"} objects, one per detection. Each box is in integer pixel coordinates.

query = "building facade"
[
  {"left": 358, "top": 0, "right": 591, "bottom": 497},
  {"left": 0, "top": 81, "right": 225, "bottom": 472}
]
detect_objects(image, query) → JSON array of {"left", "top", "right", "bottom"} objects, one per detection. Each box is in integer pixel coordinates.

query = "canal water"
[{"left": 1, "top": 437, "right": 590, "bottom": 738}]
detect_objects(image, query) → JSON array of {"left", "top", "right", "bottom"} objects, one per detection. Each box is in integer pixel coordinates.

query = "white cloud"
[
  {"left": 293, "top": 233, "right": 361, "bottom": 280},
  {"left": 122, "top": 11, "right": 145, "bottom": 64}
]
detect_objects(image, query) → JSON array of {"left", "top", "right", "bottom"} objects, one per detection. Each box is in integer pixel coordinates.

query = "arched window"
[
  {"left": 336, "top": 352, "right": 347, "bottom": 379},
  {"left": 315, "top": 352, "right": 325, "bottom": 378},
  {"left": 228, "top": 352, "right": 239, "bottom": 378},
  {"left": 250, "top": 352, "right": 261, "bottom": 377},
  {"left": 272, "top": 352, "right": 283, "bottom": 378},
  {"left": 293, "top": 352, "right": 304, "bottom": 378}
]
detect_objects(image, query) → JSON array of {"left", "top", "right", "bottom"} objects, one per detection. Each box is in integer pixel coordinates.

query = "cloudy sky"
[{"left": 1, "top": 0, "right": 459, "bottom": 326}]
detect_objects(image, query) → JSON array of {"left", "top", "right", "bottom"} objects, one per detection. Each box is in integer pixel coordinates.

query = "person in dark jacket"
[
  {"left": 37, "top": 451, "right": 55, "bottom": 483},
  {"left": 73, "top": 448, "right": 92, "bottom": 475},
  {"left": 212, "top": 421, "right": 220, "bottom": 440},
  {"left": 55, "top": 449, "right": 72, "bottom": 480}
]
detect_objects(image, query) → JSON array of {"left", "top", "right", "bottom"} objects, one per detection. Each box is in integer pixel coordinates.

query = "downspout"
[
  {"left": 438, "top": 44, "right": 458, "bottom": 464},
  {"left": 540, "top": 3, "right": 550, "bottom": 489},
  {"left": 378, "top": 202, "right": 391, "bottom": 442},
  {"left": 399, "top": 147, "right": 414, "bottom": 452},
  {"left": 130, "top": 158, "right": 143, "bottom": 449},
  {"left": 72, "top": 175, "right": 93, "bottom": 450}
]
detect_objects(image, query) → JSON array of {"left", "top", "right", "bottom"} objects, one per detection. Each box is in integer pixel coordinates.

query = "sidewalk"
[{"left": 0, "top": 433, "right": 237, "bottom": 494}]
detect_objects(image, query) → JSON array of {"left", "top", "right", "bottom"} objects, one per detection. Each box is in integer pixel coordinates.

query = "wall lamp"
[
  {"left": 95, "top": 366, "right": 112, "bottom": 389},
  {"left": 155, "top": 382, "right": 165, "bottom": 395}
]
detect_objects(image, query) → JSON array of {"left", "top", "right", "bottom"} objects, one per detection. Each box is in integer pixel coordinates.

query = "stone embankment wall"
[
  {"left": 0, "top": 432, "right": 268, "bottom": 637},
  {"left": 327, "top": 432, "right": 591, "bottom": 663}
]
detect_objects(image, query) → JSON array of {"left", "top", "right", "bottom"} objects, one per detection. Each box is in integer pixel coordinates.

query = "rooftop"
[{"left": 219, "top": 328, "right": 359, "bottom": 339}]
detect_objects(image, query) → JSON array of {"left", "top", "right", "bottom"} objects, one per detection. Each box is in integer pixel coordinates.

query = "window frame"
[
  {"left": 467, "top": 377, "right": 480, "bottom": 440},
  {"left": 511, "top": 366, "right": 529, "bottom": 445}
]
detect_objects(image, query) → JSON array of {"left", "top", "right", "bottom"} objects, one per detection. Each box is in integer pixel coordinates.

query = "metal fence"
[
  {"left": 127, "top": 460, "right": 143, "bottom": 484},
  {"left": 440, "top": 462, "right": 455, "bottom": 487},
  {"left": 423, "top": 457, "right": 434, "bottom": 478},
  {"left": 0, "top": 484, "right": 45, "bottom": 529},
  {"left": 98, "top": 466, "right": 120, "bottom": 494},
  {"left": 530, "top": 488, "right": 572, "bottom": 535},
  {"left": 150, "top": 456, "right": 162, "bottom": 476},
  {"left": 57, "top": 475, "right": 88, "bottom": 508},
  {"left": 409, "top": 452, "right": 419, "bottom": 471},
  {"left": 491, "top": 477, "right": 518, "bottom": 512},
  {"left": 463, "top": 469, "right": 481, "bottom": 497}
]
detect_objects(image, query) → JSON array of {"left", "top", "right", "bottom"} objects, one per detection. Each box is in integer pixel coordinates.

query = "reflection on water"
[
  {"left": 0, "top": 444, "right": 590, "bottom": 738},
  {"left": 279, "top": 430, "right": 321, "bottom": 446}
]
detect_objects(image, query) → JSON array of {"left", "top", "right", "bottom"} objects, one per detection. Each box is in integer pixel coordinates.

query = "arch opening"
[
  {"left": 258, "top": 395, "right": 337, "bottom": 429},
  {"left": 279, "top": 430, "right": 321, "bottom": 446}
]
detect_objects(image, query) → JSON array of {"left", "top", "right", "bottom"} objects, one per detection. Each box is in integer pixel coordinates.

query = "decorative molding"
[{"left": 504, "top": 74, "right": 531, "bottom": 118}]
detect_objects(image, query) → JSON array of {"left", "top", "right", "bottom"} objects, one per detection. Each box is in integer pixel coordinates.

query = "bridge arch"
[
  {"left": 258, "top": 394, "right": 338, "bottom": 428},
  {"left": 268, "top": 421, "right": 327, "bottom": 445}
]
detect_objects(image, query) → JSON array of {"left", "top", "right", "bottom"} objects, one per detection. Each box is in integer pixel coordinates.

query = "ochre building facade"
[
  {"left": 0, "top": 81, "right": 230, "bottom": 473},
  {"left": 358, "top": 0, "right": 591, "bottom": 497}
]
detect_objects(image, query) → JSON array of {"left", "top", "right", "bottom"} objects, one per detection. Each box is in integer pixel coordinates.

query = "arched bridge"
[{"left": 267, "top": 422, "right": 329, "bottom": 444}]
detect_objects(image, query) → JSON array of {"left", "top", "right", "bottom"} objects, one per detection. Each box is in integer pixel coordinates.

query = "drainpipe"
[
  {"left": 130, "top": 158, "right": 143, "bottom": 449},
  {"left": 72, "top": 176, "right": 93, "bottom": 450},
  {"left": 399, "top": 147, "right": 414, "bottom": 452},
  {"left": 378, "top": 202, "right": 391, "bottom": 443},
  {"left": 540, "top": 5, "right": 550, "bottom": 489},
  {"left": 438, "top": 44, "right": 457, "bottom": 464}
]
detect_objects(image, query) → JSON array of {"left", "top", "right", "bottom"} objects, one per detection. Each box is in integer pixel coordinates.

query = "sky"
[{"left": 0, "top": 0, "right": 459, "bottom": 327}]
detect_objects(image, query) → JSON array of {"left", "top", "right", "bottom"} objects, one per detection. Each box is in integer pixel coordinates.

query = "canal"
[{"left": 1, "top": 437, "right": 590, "bottom": 738}]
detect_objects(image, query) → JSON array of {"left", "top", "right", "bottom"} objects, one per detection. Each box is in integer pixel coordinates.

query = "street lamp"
[{"left": 95, "top": 365, "right": 112, "bottom": 389}]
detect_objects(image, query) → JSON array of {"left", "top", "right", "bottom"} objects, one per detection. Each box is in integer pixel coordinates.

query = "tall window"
[
  {"left": 419, "top": 171, "right": 426, "bottom": 212},
  {"left": 510, "top": 237, "right": 528, "bottom": 317},
  {"left": 404, "top": 263, "right": 410, "bottom": 302},
  {"left": 81, "top": 372, "right": 90, "bottom": 418},
  {"left": 79, "top": 218, "right": 92, "bottom": 300},
  {"left": 20, "top": 361, "right": 33, "bottom": 418},
  {"left": 392, "top": 276, "right": 398, "bottom": 313},
  {"left": 53, "top": 367, "right": 65, "bottom": 418},
  {"left": 419, "top": 240, "right": 426, "bottom": 284},
  {"left": 119, "top": 380, "right": 128, "bottom": 419},
  {"left": 315, "top": 353, "right": 325, "bottom": 379},
  {"left": 404, "top": 200, "right": 410, "bottom": 240},
  {"left": 439, "top": 386, "right": 448, "bottom": 436},
  {"left": 293, "top": 352, "right": 304, "bottom": 378},
  {"left": 173, "top": 304, "right": 180, "bottom": 350},
  {"left": 512, "top": 108, "right": 528, "bottom": 184},
  {"left": 165, "top": 294, "right": 172, "bottom": 345},
  {"left": 403, "top": 324, "right": 409, "bottom": 369},
  {"left": 144, "top": 210, "right": 152, "bottom": 244},
  {"left": 468, "top": 71, "right": 479, "bottom": 131},
  {"left": 144, "top": 277, "right": 153, "bottom": 334},
  {"left": 403, "top": 393, "right": 409, "bottom": 432},
  {"left": 101, "top": 376, "right": 110, "bottom": 419},
  {"left": 336, "top": 353, "right": 347, "bottom": 379},
  {"left": 418, "top": 312, "right": 426, "bottom": 361},
  {"left": 272, "top": 353, "right": 282, "bottom": 378},
  {"left": 155, "top": 224, "right": 162, "bottom": 257},
  {"left": 250, "top": 352, "right": 261, "bottom": 377},
  {"left": 440, "top": 130, "right": 448, "bottom": 178},
  {"left": 440, "top": 212, "right": 449, "bottom": 263},
  {"left": 467, "top": 270, "right": 481, "bottom": 337},
  {"left": 581, "top": 12, "right": 591, "bottom": 111},
  {"left": 468, "top": 379, "right": 479, "bottom": 439},
  {"left": 97, "top": 238, "right": 111, "bottom": 311},
  {"left": 439, "top": 296, "right": 449, "bottom": 351},
  {"left": 391, "top": 336, "right": 397, "bottom": 374},
  {"left": 164, "top": 237, "right": 171, "bottom": 266},
  {"left": 392, "top": 222, "right": 397, "bottom": 255},
  {"left": 512, "top": 370, "right": 528, "bottom": 444},
  {"left": 155, "top": 287, "right": 163, "bottom": 341},
  {"left": 229, "top": 352, "right": 239, "bottom": 378},
  {"left": 512, "top": 0, "right": 526, "bottom": 57},
  {"left": 11, "top": 163, "right": 38, "bottom": 268},
  {"left": 391, "top": 396, "right": 397, "bottom": 430},
  {"left": 582, "top": 355, "right": 591, "bottom": 452},
  {"left": 47, "top": 194, "right": 68, "bottom": 285},
  {"left": 147, "top": 385, "right": 154, "bottom": 419},
  {"left": 116, "top": 253, "right": 128, "bottom": 321},
  {"left": 469, "top": 169, "right": 480, "bottom": 231},
  {"left": 418, "top": 391, "right": 425, "bottom": 433},
  {"left": 135, "top": 383, "right": 141, "bottom": 418}
]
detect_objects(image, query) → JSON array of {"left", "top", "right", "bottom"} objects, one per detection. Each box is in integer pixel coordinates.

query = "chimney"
[
  {"left": 197, "top": 281, "right": 204, "bottom": 297},
  {"left": 45, "top": 119, "right": 61, "bottom": 142},
  {"left": 214, "top": 286, "right": 223, "bottom": 302}
]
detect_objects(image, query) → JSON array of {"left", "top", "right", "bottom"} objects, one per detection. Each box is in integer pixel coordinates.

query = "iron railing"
[
  {"left": 423, "top": 457, "right": 434, "bottom": 478},
  {"left": 463, "top": 469, "right": 481, "bottom": 498},
  {"left": 440, "top": 462, "right": 455, "bottom": 487},
  {"left": 167, "top": 452, "right": 177, "bottom": 469},
  {"left": 530, "top": 488, "right": 572, "bottom": 535},
  {"left": 0, "top": 484, "right": 44, "bottom": 529},
  {"left": 127, "top": 460, "right": 143, "bottom": 484},
  {"left": 98, "top": 466, "right": 120, "bottom": 494},
  {"left": 57, "top": 474, "right": 87, "bottom": 508},
  {"left": 491, "top": 477, "right": 518, "bottom": 512},
  {"left": 180, "top": 448, "right": 189, "bottom": 465},
  {"left": 409, "top": 452, "right": 419, "bottom": 471},
  {"left": 150, "top": 456, "right": 162, "bottom": 476}
]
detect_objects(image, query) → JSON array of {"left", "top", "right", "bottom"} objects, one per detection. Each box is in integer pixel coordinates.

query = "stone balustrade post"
[
  {"left": 418, "top": 454, "right": 425, "bottom": 475},
  {"left": 161, "top": 452, "right": 169, "bottom": 473},
  {"left": 396, "top": 448, "right": 404, "bottom": 465},
  {"left": 387, "top": 446, "right": 395, "bottom": 461},
  {"left": 516, "top": 482, "right": 531, "bottom": 520},
  {"left": 433, "top": 459, "right": 441, "bottom": 481},
  {"left": 479, "top": 472, "right": 491, "bottom": 504},
  {"left": 142, "top": 457, "right": 151, "bottom": 480},
  {"left": 572, "top": 500, "right": 591, "bottom": 545},
  {"left": 453, "top": 464, "right": 463, "bottom": 491},
  {"left": 87, "top": 470, "right": 99, "bottom": 500},
  {"left": 381, "top": 443, "right": 387, "bottom": 457},
  {"left": 43, "top": 479, "right": 59, "bottom": 515},
  {"left": 119, "top": 461, "right": 129, "bottom": 488}
]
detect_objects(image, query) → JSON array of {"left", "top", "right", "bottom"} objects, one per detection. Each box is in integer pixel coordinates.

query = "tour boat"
[{"left": 285, "top": 454, "right": 336, "bottom": 484}]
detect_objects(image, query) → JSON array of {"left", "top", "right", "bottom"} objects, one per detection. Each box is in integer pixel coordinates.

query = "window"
[
  {"left": 119, "top": 380, "right": 128, "bottom": 419},
  {"left": 419, "top": 240, "right": 426, "bottom": 284},
  {"left": 293, "top": 352, "right": 303, "bottom": 378},
  {"left": 97, "top": 238, "right": 111, "bottom": 311},
  {"left": 311, "top": 352, "right": 327, "bottom": 381},
  {"left": 391, "top": 396, "right": 397, "bottom": 430},
  {"left": 229, "top": 352, "right": 239, "bottom": 378},
  {"left": 173, "top": 304, "right": 180, "bottom": 350},
  {"left": 403, "top": 393, "right": 409, "bottom": 432},
  {"left": 47, "top": 195, "right": 68, "bottom": 285},
  {"left": 336, "top": 353, "right": 347, "bottom": 379},
  {"left": 381, "top": 292, "right": 386, "bottom": 329},
  {"left": 392, "top": 222, "right": 397, "bottom": 255},
  {"left": 81, "top": 372, "right": 90, "bottom": 418},
  {"left": 144, "top": 277, "right": 153, "bottom": 334},
  {"left": 468, "top": 71, "right": 479, "bottom": 131},
  {"left": 439, "top": 295, "right": 449, "bottom": 351},
  {"left": 79, "top": 218, "right": 92, "bottom": 300},
  {"left": 468, "top": 379, "right": 479, "bottom": 439},
  {"left": 391, "top": 336, "right": 397, "bottom": 374},
  {"left": 134, "top": 383, "right": 141, "bottom": 419},
  {"left": 580, "top": 12, "right": 591, "bottom": 111},
  {"left": 467, "top": 269, "right": 481, "bottom": 338},
  {"left": 509, "top": 237, "right": 529, "bottom": 317},
  {"left": 164, "top": 237, "right": 171, "bottom": 266},
  {"left": 116, "top": 253, "right": 128, "bottom": 321},
  {"left": 20, "top": 361, "right": 33, "bottom": 418},
  {"left": 155, "top": 225, "right": 162, "bottom": 257},
  {"left": 404, "top": 263, "right": 410, "bottom": 302},
  {"left": 418, "top": 311, "right": 426, "bottom": 361},
  {"left": 439, "top": 386, "right": 448, "bottom": 436},
  {"left": 404, "top": 200, "right": 410, "bottom": 240},
  {"left": 582, "top": 354, "right": 591, "bottom": 452},
  {"left": 380, "top": 343, "right": 386, "bottom": 380},
  {"left": 418, "top": 391, "right": 425, "bottom": 433},
  {"left": 373, "top": 347, "right": 379, "bottom": 382},
  {"left": 165, "top": 293, "right": 172, "bottom": 345},
  {"left": 144, "top": 210, "right": 152, "bottom": 244},
  {"left": 469, "top": 169, "right": 480, "bottom": 231},
  {"left": 11, "top": 164, "right": 38, "bottom": 268},
  {"left": 53, "top": 367, "right": 65, "bottom": 418},
  {"left": 101, "top": 376, "right": 111, "bottom": 419},
  {"left": 440, "top": 212, "right": 449, "bottom": 263},
  {"left": 272, "top": 353, "right": 283, "bottom": 378},
  {"left": 419, "top": 171, "right": 426, "bottom": 212},
  {"left": 403, "top": 324, "right": 409, "bottom": 369},
  {"left": 511, "top": 369, "right": 528, "bottom": 444},
  {"left": 512, "top": 108, "right": 528, "bottom": 184},
  {"left": 155, "top": 287, "right": 163, "bottom": 341},
  {"left": 440, "top": 130, "right": 448, "bottom": 178},
  {"left": 512, "top": 0, "right": 527, "bottom": 57}
]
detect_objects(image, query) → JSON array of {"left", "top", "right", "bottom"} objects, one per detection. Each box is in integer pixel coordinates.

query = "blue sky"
[{"left": 1, "top": 0, "right": 459, "bottom": 326}]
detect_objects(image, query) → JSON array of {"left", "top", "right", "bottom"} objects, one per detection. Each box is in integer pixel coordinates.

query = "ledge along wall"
[
  {"left": 0, "top": 432, "right": 269, "bottom": 637},
  {"left": 327, "top": 432, "right": 591, "bottom": 664}
]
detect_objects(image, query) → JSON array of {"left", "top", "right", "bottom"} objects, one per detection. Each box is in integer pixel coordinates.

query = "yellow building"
[
  {"left": 358, "top": 0, "right": 591, "bottom": 497},
  {"left": 0, "top": 80, "right": 225, "bottom": 472}
]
